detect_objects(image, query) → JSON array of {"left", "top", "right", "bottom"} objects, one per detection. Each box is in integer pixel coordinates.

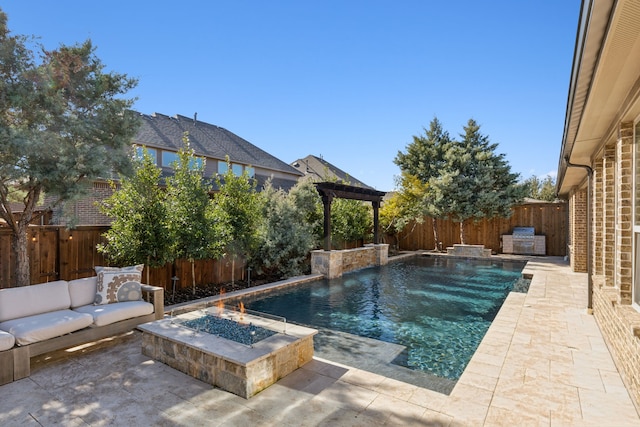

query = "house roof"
[
  {"left": 557, "top": 0, "right": 640, "bottom": 195},
  {"left": 290, "top": 155, "right": 374, "bottom": 190},
  {"left": 135, "top": 112, "right": 303, "bottom": 177}
]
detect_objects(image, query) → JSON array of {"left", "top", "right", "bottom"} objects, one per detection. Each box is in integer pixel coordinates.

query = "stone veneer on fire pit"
[{"left": 138, "top": 308, "right": 317, "bottom": 398}]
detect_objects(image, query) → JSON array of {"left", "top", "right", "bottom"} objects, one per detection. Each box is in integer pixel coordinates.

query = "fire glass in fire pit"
[{"left": 180, "top": 314, "right": 277, "bottom": 346}]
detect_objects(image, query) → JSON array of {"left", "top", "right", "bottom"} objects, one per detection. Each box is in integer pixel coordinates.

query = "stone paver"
[{"left": 1, "top": 257, "right": 638, "bottom": 426}]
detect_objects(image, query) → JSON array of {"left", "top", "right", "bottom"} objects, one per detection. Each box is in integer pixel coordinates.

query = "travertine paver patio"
[{"left": 0, "top": 257, "right": 638, "bottom": 426}]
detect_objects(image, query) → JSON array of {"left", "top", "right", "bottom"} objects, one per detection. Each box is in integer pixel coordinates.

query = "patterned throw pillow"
[{"left": 94, "top": 264, "right": 144, "bottom": 305}]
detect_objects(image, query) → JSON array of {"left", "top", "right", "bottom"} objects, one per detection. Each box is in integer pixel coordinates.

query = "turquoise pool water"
[{"left": 242, "top": 256, "right": 526, "bottom": 381}]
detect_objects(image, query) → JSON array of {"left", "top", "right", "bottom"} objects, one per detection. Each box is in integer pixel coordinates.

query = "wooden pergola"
[{"left": 314, "top": 182, "right": 386, "bottom": 251}]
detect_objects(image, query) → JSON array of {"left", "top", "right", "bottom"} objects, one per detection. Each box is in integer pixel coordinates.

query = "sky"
[{"left": 2, "top": 1, "right": 581, "bottom": 191}]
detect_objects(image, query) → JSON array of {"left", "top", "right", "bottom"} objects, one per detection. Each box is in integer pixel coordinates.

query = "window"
[
  {"left": 218, "top": 160, "right": 228, "bottom": 175},
  {"left": 162, "top": 151, "right": 179, "bottom": 168},
  {"left": 232, "top": 163, "right": 243, "bottom": 176},
  {"left": 135, "top": 146, "right": 158, "bottom": 163},
  {"left": 245, "top": 166, "right": 255, "bottom": 178},
  {"left": 189, "top": 158, "right": 203, "bottom": 170}
]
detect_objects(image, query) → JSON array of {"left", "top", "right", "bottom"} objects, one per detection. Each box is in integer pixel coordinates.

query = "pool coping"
[{"left": 165, "top": 251, "right": 536, "bottom": 395}]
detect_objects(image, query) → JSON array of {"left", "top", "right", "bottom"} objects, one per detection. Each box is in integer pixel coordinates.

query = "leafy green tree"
[
  {"left": 214, "top": 157, "right": 262, "bottom": 284},
  {"left": 331, "top": 198, "right": 373, "bottom": 248},
  {"left": 97, "top": 149, "right": 172, "bottom": 284},
  {"left": 523, "top": 175, "right": 557, "bottom": 201},
  {"left": 394, "top": 117, "right": 452, "bottom": 250},
  {"left": 288, "top": 177, "right": 323, "bottom": 248},
  {"left": 252, "top": 181, "right": 316, "bottom": 278},
  {"left": 435, "top": 119, "right": 526, "bottom": 243},
  {"left": 0, "top": 10, "right": 139, "bottom": 286},
  {"left": 166, "top": 136, "right": 228, "bottom": 294},
  {"left": 380, "top": 172, "right": 430, "bottom": 246}
]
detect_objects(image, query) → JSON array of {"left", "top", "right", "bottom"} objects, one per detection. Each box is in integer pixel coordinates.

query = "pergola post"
[
  {"left": 372, "top": 200, "right": 380, "bottom": 244},
  {"left": 321, "top": 193, "right": 333, "bottom": 251}
]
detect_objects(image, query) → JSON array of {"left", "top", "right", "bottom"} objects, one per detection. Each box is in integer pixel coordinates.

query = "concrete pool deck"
[{"left": 1, "top": 256, "right": 639, "bottom": 425}]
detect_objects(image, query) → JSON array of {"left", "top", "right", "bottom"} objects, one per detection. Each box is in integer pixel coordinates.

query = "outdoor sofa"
[{"left": 0, "top": 269, "right": 164, "bottom": 385}]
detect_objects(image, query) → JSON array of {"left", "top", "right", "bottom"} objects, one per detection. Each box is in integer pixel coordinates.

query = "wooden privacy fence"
[
  {"left": 391, "top": 202, "right": 568, "bottom": 256},
  {"left": 0, "top": 226, "right": 245, "bottom": 289}
]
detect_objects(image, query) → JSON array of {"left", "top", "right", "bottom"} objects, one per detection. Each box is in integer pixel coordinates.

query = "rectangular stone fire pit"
[{"left": 138, "top": 308, "right": 317, "bottom": 398}]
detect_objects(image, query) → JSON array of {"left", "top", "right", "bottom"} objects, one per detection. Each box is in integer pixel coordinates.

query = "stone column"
[
  {"left": 616, "top": 122, "right": 633, "bottom": 304},
  {"left": 311, "top": 249, "right": 343, "bottom": 279},
  {"left": 570, "top": 188, "right": 588, "bottom": 273},
  {"left": 593, "top": 158, "right": 603, "bottom": 276},
  {"left": 603, "top": 142, "right": 616, "bottom": 286}
]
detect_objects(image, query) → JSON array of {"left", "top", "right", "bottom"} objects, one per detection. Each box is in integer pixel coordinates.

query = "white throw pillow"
[{"left": 94, "top": 264, "right": 143, "bottom": 305}]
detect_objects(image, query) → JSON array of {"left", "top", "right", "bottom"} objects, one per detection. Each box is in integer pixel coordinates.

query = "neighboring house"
[
  {"left": 557, "top": 0, "right": 640, "bottom": 408},
  {"left": 57, "top": 112, "right": 303, "bottom": 225},
  {"left": 291, "top": 155, "right": 374, "bottom": 189}
]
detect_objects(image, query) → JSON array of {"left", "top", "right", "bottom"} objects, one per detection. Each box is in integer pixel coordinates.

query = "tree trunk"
[
  {"left": 231, "top": 257, "right": 235, "bottom": 286},
  {"left": 432, "top": 217, "right": 441, "bottom": 251},
  {"left": 191, "top": 259, "right": 196, "bottom": 295},
  {"left": 145, "top": 255, "right": 150, "bottom": 285},
  {"left": 12, "top": 223, "right": 30, "bottom": 287},
  {"left": 459, "top": 221, "right": 466, "bottom": 245}
]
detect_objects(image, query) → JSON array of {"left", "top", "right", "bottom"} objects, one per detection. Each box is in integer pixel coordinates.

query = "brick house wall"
[
  {"left": 569, "top": 187, "right": 587, "bottom": 273},
  {"left": 574, "top": 120, "right": 640, "bottom": 411},
  {"left": 52, "top": 182, "right": 115, "bottom": 226}
]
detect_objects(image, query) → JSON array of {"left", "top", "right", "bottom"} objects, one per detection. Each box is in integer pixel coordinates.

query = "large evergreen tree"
[
  {"left": 394, "top": 117, "right": 452, "bottom": 250},
  {"left": 435, "top": 119, "right": 526, "bottom": 243},
  {"left": 0, "top": 10, "right": 139, "bottom": 286}
]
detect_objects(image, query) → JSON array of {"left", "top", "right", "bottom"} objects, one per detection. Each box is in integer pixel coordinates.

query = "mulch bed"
[{"left": 164, "top": 278, "right": 273, "bottom": 307}]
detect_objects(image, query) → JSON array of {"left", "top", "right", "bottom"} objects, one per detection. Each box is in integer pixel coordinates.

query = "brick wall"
[
  {"left": 569, "top": 188, "right": 588, "bottom": 272},
  {"left": 616, "top": 122, "right": 633, "bottom": 304},
  {"left": 593, "top": 160, "right": 603, "bottom": 275},
  {"left": 52, "top": 182, "right": 115, "bottom": 226},
  {"left": 584, "top": 121, "right": 640, "bottom": 412},
  {"left": 603, "top": 143, "right": 616, "bottom": 285},
  {"left": 593, "top": 278, "right": 640, "bottom": 412}
]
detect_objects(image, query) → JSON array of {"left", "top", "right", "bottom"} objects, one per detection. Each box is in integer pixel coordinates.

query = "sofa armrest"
[{"left": 141, "top": 285, "right": 165, "bottom": 320}]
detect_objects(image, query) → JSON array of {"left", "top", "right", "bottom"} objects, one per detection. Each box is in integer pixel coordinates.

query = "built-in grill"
[{"left": 511, "top": 226, "right": 535, "bottom": 254}]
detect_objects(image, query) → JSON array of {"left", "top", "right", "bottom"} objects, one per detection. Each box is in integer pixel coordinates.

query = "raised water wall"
[{"left": 311, "top": 244, "right": 389, "bottom": 279}]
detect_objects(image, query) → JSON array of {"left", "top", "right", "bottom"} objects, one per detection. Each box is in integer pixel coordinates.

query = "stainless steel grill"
[{"left": 511, "top": 227, "right": 535, "bottom": 254}]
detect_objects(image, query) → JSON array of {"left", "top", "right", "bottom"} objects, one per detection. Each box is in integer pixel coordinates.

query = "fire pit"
[{"left": 138, "top": 306, "right": 317, "bottom": 398}]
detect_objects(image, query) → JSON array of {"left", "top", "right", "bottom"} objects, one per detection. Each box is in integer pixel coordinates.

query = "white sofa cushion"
[
  {"left": 68, "top": 277, "right": 98, "bottom": 308},
  {"left": 94, "top": 265, "right": 143, "bottom": 305},
  {"left": 0, "top": 310, "right": 93, "bottom": 346},
  {"left": 0, "top": 330, "right": 14, "bottom": 351},
  {"left": 73, "top": 301, "right": 153, "bottom": 327},
  {"left": 0, "top": 281, "right": 71, "bottom": 323}
]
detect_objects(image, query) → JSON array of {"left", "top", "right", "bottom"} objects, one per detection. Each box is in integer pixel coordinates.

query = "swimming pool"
[{"left": 239, "top": 255, "right": 527, "bottom": 386}]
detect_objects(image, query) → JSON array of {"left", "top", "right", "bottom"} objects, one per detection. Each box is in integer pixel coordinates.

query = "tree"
[
  {"left": 166, "top": 136, "right": 228, "bottom": 295},
  {"left": 394, "top": 117, "right": 452, "bottom": 250},
  {"left": 97, "top": 148, "right": 172, "bottom": 284},
  {"left": 330, "top": 198, "right": 372, "bottom": 248},
  {"left": 288, "top": 177, "right": 323, "bottom": 248},
  {"left": 523, "top": 175, "right": 557, "bottom": 201},
  {"left": 0, "top": 10, "right": 139, "bottom": 286},
  {"left": 214, "top": 157, "right": 262, "bottom": 284},
  {"left": 252, "top": 181, "right": 316, "bottom": 279},
  {"left": 434, "top": 119, "right": 526, "bottom": 243},
  {"left": 380, "top": 172, "right": 430, "bottom": 246}
]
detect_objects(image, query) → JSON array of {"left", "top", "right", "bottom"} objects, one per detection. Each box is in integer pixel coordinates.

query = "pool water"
[{"left": 242, "top": 256, "right": 526, "bottom": 380}]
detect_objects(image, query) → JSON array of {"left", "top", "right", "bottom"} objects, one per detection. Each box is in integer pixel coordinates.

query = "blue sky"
[{"left": 2, "top": 1, "right": 580, "bottom": 191}]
